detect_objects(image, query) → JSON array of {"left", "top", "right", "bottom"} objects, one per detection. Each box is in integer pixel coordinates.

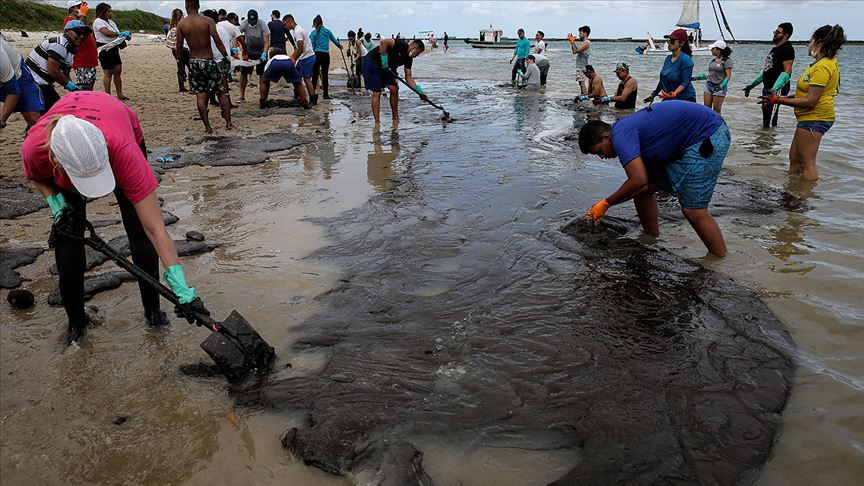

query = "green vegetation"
[{"left": 0, "top": 0, "right": 167, "bottom": 34}]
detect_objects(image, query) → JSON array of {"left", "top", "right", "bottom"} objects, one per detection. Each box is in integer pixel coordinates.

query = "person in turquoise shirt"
[
  {"left": 647, "top": 28, "right": 696, "bottom": 102},
  {"left": 309, "top": 15, "right": 343, "bottom": 99},
  {"left": 510, "top": 28, "right": 531, "bottom": 84}
]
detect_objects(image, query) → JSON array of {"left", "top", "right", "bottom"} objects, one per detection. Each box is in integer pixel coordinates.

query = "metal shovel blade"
[{"left": 200, "top": 310, "right": 276, "bottom": 382}]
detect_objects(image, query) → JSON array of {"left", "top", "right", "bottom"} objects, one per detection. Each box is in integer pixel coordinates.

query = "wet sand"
[{"left": 2, "top": 36, "right": 863, "bottom": 485}]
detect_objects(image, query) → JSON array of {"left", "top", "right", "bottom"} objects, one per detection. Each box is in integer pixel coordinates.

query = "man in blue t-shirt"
[
  {"left": 510, "top": 28, "right": 531, "bottom": 85},
  {"left": 577, "top": 100, "right": 731, "bottom": 256}
]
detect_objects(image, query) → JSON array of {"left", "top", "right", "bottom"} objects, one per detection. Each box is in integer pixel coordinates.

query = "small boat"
[
  {"left": 636, "top": 0, "right": 737, "bottom": 57},
  {"left": 464, "top": 26, "right": 516, "bottom": 49}
]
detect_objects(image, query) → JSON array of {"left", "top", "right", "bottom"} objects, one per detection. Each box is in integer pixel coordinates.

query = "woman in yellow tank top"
[{"left": 761, "top": 25, "right": 846, "bottom": 181}]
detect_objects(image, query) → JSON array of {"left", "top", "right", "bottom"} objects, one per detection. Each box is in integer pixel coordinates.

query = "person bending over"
[
  {"left": 20, "top": 92, "right": 212, "bottom": 345},
  {"left": 362, "top": 37, "right": 425, "bottom": 124},
  {"left": 579, "top": 100, "right": 731, "bottom": 256}
]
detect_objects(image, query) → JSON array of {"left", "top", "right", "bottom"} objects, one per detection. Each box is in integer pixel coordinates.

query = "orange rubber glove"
[
  {"left": 585, "top": 199, "right": 610, "bottom": 223},
  {"left": 568, "top": 34, "right": 576, "bottom": 43},
  {"left": 660, "top": 90, "right": 677, "bottom": 100},
  {"left": 759, "top": 94, "right": 781, "bottom": 107}
]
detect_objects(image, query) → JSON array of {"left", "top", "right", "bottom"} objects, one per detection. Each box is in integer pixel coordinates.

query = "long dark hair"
[
  {"left": 169, "top": 8, "right": 183, "bottom": 29},
  {"left": 95, "top": 2, "right": 111, "bottom": 19},
  {"left": 680, "top": 40, "right": 692, "bottom": 56},
  {"left": 719, "top": 46, "right": 732, "bottom": 60},
  {"left": 812, "top": 24, "right": 846, "bottom": 58},
  {"left": 313, "top": 15, "right": 323, "bottom": 32}
]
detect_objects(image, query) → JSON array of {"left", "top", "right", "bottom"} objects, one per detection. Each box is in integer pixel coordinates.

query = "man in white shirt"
[
  {"left": 283, "top": 14, "right": 318, "bottom": 105},
  {"left": 533, "top": 31, "right": 550, "bottom": 86},
  {"left": 218, "top": 12, "right": 245, "bottom": 82}
]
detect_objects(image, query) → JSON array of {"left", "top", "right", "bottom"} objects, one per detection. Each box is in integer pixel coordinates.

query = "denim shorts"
[
  {"left": 796, "top": 120, "right": 833, "bottom": 135},
  {"left": 651, "top": 123, "right": 731, "bottom": 209},
  {"left": 704, "top": 81, "right": 727, "bottom": 97}
]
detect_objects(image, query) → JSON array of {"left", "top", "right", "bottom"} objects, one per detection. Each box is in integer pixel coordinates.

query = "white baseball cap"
[
  {"left": 50, "top": 116, "right": 115, "bottom": 198},
  {"left": 708, "top": 40, "right": 727, "bottom": 50},
  {"left": 67, "top": 0, "right": 83, "bottom": 8}
]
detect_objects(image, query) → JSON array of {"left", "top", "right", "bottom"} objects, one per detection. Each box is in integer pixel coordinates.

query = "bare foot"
[
  {"left": 203, "top": 125, "right": 213, "bottom": 134},
  {"left": 225, "top": 122, "right": 233, "bottom": 130}
]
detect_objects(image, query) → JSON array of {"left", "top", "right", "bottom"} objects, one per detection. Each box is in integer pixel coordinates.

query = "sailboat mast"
[
  {"left": 710, "top": 0, "right": 727, "bottom": 42},
  {"left": 716, "top": 0, "right": 738, "bottom": 44}
]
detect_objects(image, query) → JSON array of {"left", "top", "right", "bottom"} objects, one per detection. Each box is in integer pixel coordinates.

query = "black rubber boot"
[
  {"left": 64, "top": 319, "right": 87, "bottom": 346},
  {"left": 145, "top": 308, "right": 170, "bottom": 328}
]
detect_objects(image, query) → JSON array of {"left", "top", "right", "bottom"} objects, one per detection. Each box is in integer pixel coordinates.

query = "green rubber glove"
[
  {"left": 381, "top": 53, "right": 389, "bottom": 69},
  {"left": 692, "top": 73, "right": 707, "bottom": 81},
  {"left": 719, "top": 78, "right": 728, "bottom": 90},
  {"left": 415, "top": 84, "right": 424, "bottom": 94},
  {"left": 749, "top": 73, "right": 764, "bottom": 87},
  {"left": 770, "top": 71, "right": 791, "bottom": 93},
  {"left": 164, "top": 264, "right": 198, "bottom": 304},
  {"left": 46, "top": 193, "right": 70, "bottom": 220}
]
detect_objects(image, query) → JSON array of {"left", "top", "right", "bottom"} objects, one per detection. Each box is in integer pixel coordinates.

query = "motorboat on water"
[
  {"left": 464, "top": 26, "right": 517, "bottom": 49},
  {"left": 637, "top": 0, "right": 736, "bottom": 57}
]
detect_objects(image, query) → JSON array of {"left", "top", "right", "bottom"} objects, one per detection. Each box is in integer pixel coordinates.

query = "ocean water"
[{"left": 411, "top": 41, "right": 864, "bottom": 484}]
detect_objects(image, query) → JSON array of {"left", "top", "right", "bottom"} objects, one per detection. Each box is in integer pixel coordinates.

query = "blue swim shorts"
[
  {"left": 296, "top": 55, "right": 316, "bottom": 79},
  {"left": 263, "top": 58, "right": 301, "bottom": 84},
  {"left": 0, "top": 60, "right": 45, "bottom": 113},
  {"left": 660, "top": 123, "right": 731, "bottom": 209},
  {"left": 796, "top": 120, "right": 833, "bottom": 135},
  {"left": 362, "top": 55, "right": 397, "bottom": 93}
]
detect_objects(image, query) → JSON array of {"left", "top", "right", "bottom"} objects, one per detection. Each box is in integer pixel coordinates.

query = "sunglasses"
[{"left": 71, "top": 28, "right": 90, "bottom": 37}]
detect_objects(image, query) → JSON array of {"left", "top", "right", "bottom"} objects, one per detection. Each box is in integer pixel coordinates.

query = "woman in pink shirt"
[{"left": 21, "top": 91, "right": 209, "bottom": 345}]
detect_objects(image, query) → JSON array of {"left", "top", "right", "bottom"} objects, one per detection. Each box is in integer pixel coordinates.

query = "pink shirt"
[{"left": 21, "top": 91, "right": 157, "bottom": 205}]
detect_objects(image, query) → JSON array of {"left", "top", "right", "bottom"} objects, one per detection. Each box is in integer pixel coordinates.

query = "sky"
[{"left": 61, "top": 1, "right": 864, "bottom": 40}]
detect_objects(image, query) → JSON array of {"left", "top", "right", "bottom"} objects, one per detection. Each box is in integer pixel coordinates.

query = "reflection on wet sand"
[
  {"left": 766, "top": 177, "right": 820, "bottom": 273},
  {"left": 367, "top": 125, "right": 401, "bottom": 192}
]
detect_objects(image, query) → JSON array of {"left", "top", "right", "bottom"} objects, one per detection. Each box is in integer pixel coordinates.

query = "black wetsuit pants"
[
  {"left": 511, "top": 58, "right": 526, "bottom": 83},
  {"left": 312, "top": 52, "right": 331, "bottom": 95},
  {"left": 172, "top": 48, "right": 189, "bottom": 90},
  {"left": 354, "top": 58, "right": 363, "bottom": 88},
  {"left": 54, "top": 143, "right": 160, "bottom": 329},
  {"left": 762, "top": 83, "right": 791, "bottom": 128}
]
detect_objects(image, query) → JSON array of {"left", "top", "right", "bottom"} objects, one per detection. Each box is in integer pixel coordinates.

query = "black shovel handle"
[
  {"left": 339, "top": 49, "right": 357, "bottom": 93},
  {"left": 64, "top": 219, "right": 221, "bottom": 332},
  {"left": 393, "top": 73, "right": 450, "bottom": 115}
]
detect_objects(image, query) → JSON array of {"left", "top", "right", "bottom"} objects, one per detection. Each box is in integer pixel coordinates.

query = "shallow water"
[{"left": 1, "top": 42, "right": 862, "bottom": 484}]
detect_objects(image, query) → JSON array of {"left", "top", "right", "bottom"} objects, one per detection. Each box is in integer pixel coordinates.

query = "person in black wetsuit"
[
  {"left": 743, "top": 22, "right": 795, "bottom": 128},
  {"left": 362, "top": 37, "right": 425, "bottom": 124},
  {"left": 610, "top": 63, "right": 638, "bottom": 109}
]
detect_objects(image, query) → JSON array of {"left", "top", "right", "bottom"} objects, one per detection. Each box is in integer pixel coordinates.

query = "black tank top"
[{"left": 615, "top": 77, "right": 637, "bottom": 109}]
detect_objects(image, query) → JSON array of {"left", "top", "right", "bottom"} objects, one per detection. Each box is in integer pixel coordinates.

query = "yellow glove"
[{"left": 585, "top": 199, "right": 610, "bottom": 223}]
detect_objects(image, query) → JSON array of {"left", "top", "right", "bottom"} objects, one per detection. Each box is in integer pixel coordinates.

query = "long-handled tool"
[
  {"left": 393, "top": 73, "right": 454, "bottom": 123},
  {"left": 339, "top": 49, "right": 357, "bottom": 94},
  {"left": 60, "top": 219, "right": 275, "bottom": 383}
]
